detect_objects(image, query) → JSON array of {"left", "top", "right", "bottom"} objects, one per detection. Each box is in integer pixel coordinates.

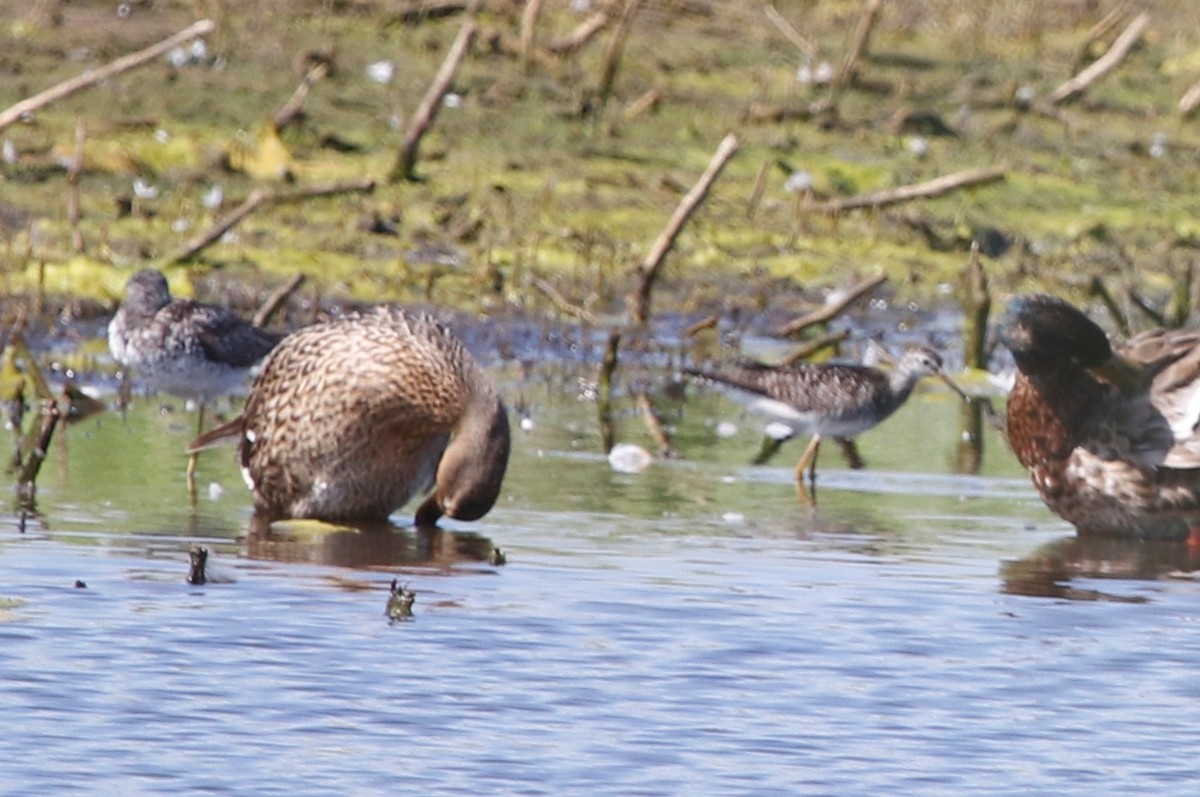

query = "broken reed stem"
[
  {"left": 763, "top": 1, "right": 817, "bottom": 60},
  {"left": 831, "top": 0, "right": 883, "bottom": 96},
  {"left": 273, "top": 61, "right": 329, "bottom": 131},
  {"left": 391, "top": 15, "right": 478, "bottom": 182},
  {"left": 519, "top": 0, "right": 546, "bottom": 71},
  {"left": 17, "top": 398, "right": 60, "bottom": 493},
  {"left": 0, "top": 19, "right": 215, "bottom": 133},
  {"left": 547, "top": 11, "right": 609, "bottom": 57},
  {"left": 67, "top": 116, "right": 85, "bottom": 254},
  {"left": 594, "top": 0, "right": 643, "bottom": 114},
  {"left": 253, "top": 274, "right": 306, "bottom": 328},
  {"left": 774, "top": 273, "right": 886, "bottom": 338},
  {"left": 159, "top": 179, "right": 375, "bottom": 266},
  {"left": 961, "top": 241, "right": 990, "bottom": 370},
  {"left": 1045, "top": 11, "right": 1149, "bottom": 107},
  {"left": 781, "top": 329, "right": 849, "bottom": 365},
  {"left": 532, "top": 278, "right": 600, "bottom": 325},
  {"left": 597, "top": 328, "right": 621, "bottom": 454},
  {"left": 636, "top": 391, "right": 676, "bottom": 458},
  {"left": 809, "top": 164, "right": 1007, "bottom": 214},
  {"left": 629, "top": 133, "right": 740, "bottom": 326},
  {"left": 1087, "top": 276, "right": 1132, "bottom": 338}
]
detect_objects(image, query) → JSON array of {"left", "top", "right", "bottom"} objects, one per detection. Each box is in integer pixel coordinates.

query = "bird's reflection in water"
[
  {"left": 244, "top": 513, "right": 502, "bottom": 570},
  {"left": 1001, "top": 535, "right": 1200, "bottom": 602}
]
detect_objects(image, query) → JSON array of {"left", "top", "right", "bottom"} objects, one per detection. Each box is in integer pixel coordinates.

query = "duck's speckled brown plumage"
[
  {"left": 108, "top": 269, "right": 281, "bottom": 403},
  {"left": 999, "top": 293, "right": 1200, "bottom": 538},
  {"left": 193, "top": 307, "right": 510, "bottom": 525}
]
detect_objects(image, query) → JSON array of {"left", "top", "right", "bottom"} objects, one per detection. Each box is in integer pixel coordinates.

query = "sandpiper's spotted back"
[
  {"left": 108, "top": 269, "right": 281, "bottom": 404},
  {"left": 196, "top": 307, "right": 511, "bottom": 525},
  {"left": 999, "top": 293, "right": 1200, "bottom": 538}
]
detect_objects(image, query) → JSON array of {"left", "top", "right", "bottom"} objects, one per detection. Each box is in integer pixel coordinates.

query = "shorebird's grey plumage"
[
  {"left": 108, "top": 269, "right": 281, "bottom": 408},
  {"left": 687, "top": 346, "right": 965, "bottom": 483},
  {"left": 189, "top": 306, "right": 511, "bottom": 526}
]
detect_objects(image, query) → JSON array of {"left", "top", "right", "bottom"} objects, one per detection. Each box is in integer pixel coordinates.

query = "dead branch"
[
  {"left": 629, "top": 133, "right": 740, "bottom": 326},
  {"left": 0, "top": 19, "right": 215, "bottom": 133},
  {"left": 636, "top": 391, "right": 676, "bottom": 458},
  {"left": 546, "top": 11, "right": 609, "bottom": 57},
  {"left": 1045, "top": 11, "right": 1149, "bottom": 107},
  {"left": 253, "top": 274, "right": 306, "bottom": 328},
  {"left": 1071, "top": 4, "right": 1131, "bottom": 70},
  {"left": 274, "top": 61, "right": 330, "bottom": 131},
  {"left": 774, "top": 273, "right": 886, "bottom": 338},
  {"left": 684, "top": 314, "right": 718, "bottom": 337},
  {"left": 597, "top": 328, "right": 621, "bottom": 454},
  {"left": 519, "top": 0, "right": 546, "bottom": 71},
  {"left": 17, "top": 398, "right": 60, "bottom": 495},
  {"left": 1087, "top": 276, "right": 1132, "bottom": 338},
  {"left": 162, "top": 189, "right": 267, "bottom": 267},
  {"left": 160, "top": 179, "right": 375, "bottom": 266},
  {"left": 622, "top": 88, "right": 661, "bottom": 121},
  {"left": 532, "top": 278, "right": 600, "bottom": 325},
  {"left": 831, "top": 0, "right": 883, "bottom": 95},
  {"left": 763, "top": 1, "right": 817, "bottom": 60},
  {"left": 960, "top": 241, "right": 990, "bottom": 370},
  {"left": 391, "top": 15, "right": 478, "bottom": 182},
  {"left": 809, "top": 164, "right": 1007, "bottom": 214},
  {"left": 67, "top": 117, "right": 85, "bottom": 254},
  {"left": 594, "top": 0, "right": 643, "bottom": 114},
  {"left": 781, "top": 329, "right": 849, "bottom": 365}
]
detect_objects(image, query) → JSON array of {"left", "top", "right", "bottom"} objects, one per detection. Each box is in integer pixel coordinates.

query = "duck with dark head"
[{"left": 998, "top": 293, "right": 1200, "bottom": 539}]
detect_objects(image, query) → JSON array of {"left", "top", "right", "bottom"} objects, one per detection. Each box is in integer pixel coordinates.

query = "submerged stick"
[
  {"left": 1045, "top": 11, "right": 1149, "bottom": 107},
  {"left": 809, "top": 164, "right": 1007, "bottom": 214},
  {"left": 628, "top": 133, "right": 740, "bottom": 326},
  {"left": 597, "top": 328, "right": 621, "bottom": 454},
  {"left": 636, "top": 391, "right": 676, "bottom": 459},
  {"left": 391, "top": 14, "right": 478, "bottom": 182},
  {"left": 17, "top": 398, "right": 61, "bottom": 499},
  {"left": 0, "top": 19, "right": 215, "bottom": 133},
  {"left": 774, "top": 273, "right": 886, "bottom": 338}
]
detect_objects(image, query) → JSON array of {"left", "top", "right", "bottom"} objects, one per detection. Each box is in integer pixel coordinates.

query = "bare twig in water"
[
  {"left": 0, "top": 19, "right": 215, "bottom": 133},
  {"left": 391, "top": 12, "right": 478, "bottom": 182},
  {"left": 961, "top": 241, "right": 991, "bottom": 370},
  {"left": 597, "top": 329, "right": 621, "bottom": 454},
  {"left": 1045, "top": 11, "right": 1149, "bottom": 107},
  {"left": 809, "top": 164, "right": 1008, "bottom": 214},
  {"left": 629, "top": 133, "right": 740, "bottom": 326},
  {"left": 17, "top": 398, "right": 61, "bottom": 501},
  {"left": 636, "top": 391, "right": 676, "bottom": 459},
  {"left": 532, "top": 278, "right": 600, "bottom": 325},
  {"left": 253, "top": 274, "right": 306, "bottom": 328},
  {"left": 774, "top": 273, "right": 886, "bottom": 339}
]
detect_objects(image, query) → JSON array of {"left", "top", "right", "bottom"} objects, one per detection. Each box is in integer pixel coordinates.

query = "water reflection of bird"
[
  {"left": 189, "top": 307, "right": 511, "bottom": 527},
  {"left": 109, "top": 269, "right": 282, "bottom": 488},
  {"left": 998, "top": 293, "right": 1200, "bottom": 540},
  {"left": 687, "top": 346, "right": 966, "bottom": 487}
]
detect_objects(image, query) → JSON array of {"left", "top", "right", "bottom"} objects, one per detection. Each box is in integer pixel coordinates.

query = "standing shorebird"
[
  {"left": 108, "top": 269, "right": 282, "bottom": 488},
  {"left": 998, "top": 293, "right": 1200, "bottom": 539},
  {"left": 687, "top": 346, "right": 967, "bottom": 489},
  {"left": 189, "top": 306, "right": 511, "bottom": 527}
]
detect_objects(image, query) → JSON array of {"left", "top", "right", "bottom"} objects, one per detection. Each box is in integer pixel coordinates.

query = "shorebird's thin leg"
[
  {"left": 795, "top": 433, "right": 822, "bottom": 486},
  {"left": 837, "top": 437, "right": 866, "bottom": 469}
]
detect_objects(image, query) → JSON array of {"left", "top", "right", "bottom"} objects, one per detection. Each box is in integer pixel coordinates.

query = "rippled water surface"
[{"left": 4, "top": 367, "right": 1200, "bottom": 795}]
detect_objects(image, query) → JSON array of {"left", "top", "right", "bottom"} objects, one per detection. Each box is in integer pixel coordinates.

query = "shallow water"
[{"left": 4, "top": 365, "right": 1200, "bottom": 795}]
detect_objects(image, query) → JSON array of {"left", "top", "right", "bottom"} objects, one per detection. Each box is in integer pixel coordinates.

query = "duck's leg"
[{"left": 795, "top": 433, "right": 822, "bottom": 485}]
